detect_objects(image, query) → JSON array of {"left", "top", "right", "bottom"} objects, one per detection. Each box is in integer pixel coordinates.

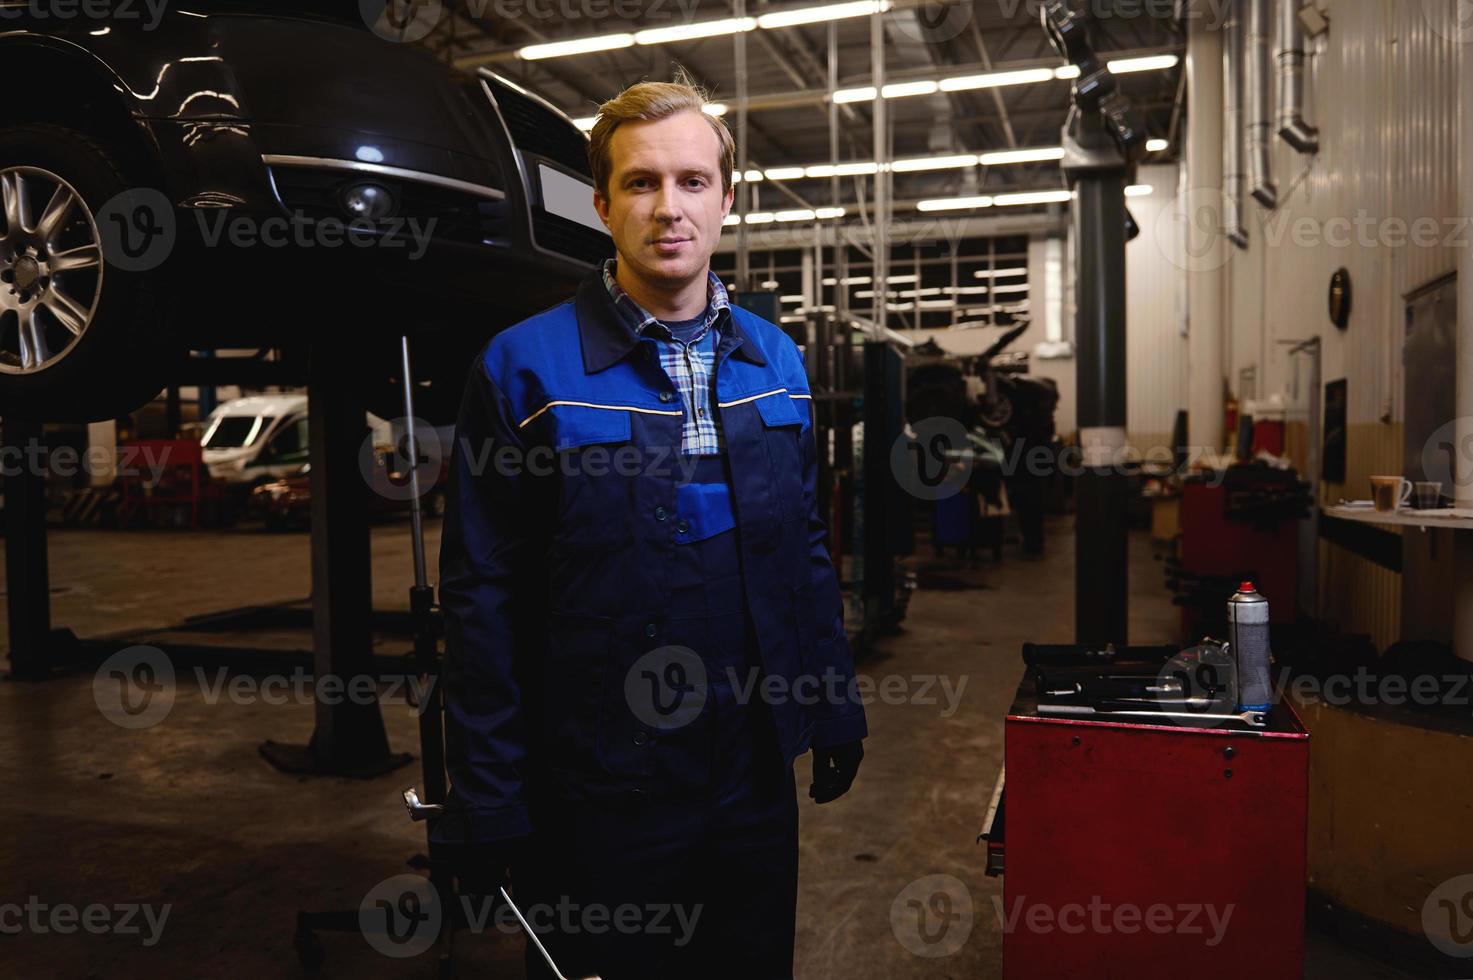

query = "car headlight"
[{"left": 340, "top": 181, "right": 396, "bottom": 220}]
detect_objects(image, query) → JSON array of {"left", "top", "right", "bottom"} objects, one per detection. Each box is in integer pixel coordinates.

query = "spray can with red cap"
[{"left": 1229, "top": 582, "right": 1272, "bottom": 712}]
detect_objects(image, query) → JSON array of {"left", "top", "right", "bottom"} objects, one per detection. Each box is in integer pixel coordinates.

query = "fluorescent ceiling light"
[
  {"left": 781, "top": 294, "right": 805, "bottom": 302},
  {"left": 1146, "top": 138, "right": 1169, "bottom": 152},
  {"left": 991, "top": 283, "right": 1030, "bottom": 294},
  {"left": 723, "top": 214, "right": 741, "bottom": 226},
  {"left": 993, "top": 190, "right": 1072, "bottom": 206},
  {"left": 572, "top": 116, "right": 597, "bottom": 132},
  {"left": 731, "top": 169, "right": 764, "bottom": 183},
  {"left": 1055, "top": 65, "right": 1082, "bottom": 80},
  {"left": 804, "top": 162, "right": 879, "bottom": 178},
  {"left": 1125, "top": 184, "right": 1154, "bottom": 197},
  {"left": 881, "top": 80, "right": 939, "bottom": 99},
  {"left": 744, "top": 212, "right": 776, "bottom": 224},
  {"left": 918, "top": 299, "right": 956, "bottom": 309},
  {"left": 974, "top": 267, "right": 1028, "bottom": 279},
  {"left": 917, "top": 195, "right": 994, "bottom": 212},
  {"left": 704, "top": 103, "right": 729, "bottom": 117},
  {"left": 762, "top": 280, "right": 781, "bottom": 288},
  {"left": 940, "top": 68, "right": 1056, "bottom": 91},
  {"left": 756, "top": 0, "right": 891, "bottom": 29},
  {"left": 815, "top": 206, "right": 847, "bottom": 219},
  {"left": 764, "top": 167, "right": 806, "bottom": 180},
  {"left": 945, "top": 285, "right": 990, "bottom": 295},
  {"left": 776, "top": 209, "right": 816, "bottom": 221},
  {"left": 892, "top": 154, "right": 978, "bottom": 173},
  {"left": 897, "top": 287, "right": 943, "bottom": 297},
  {"left": 1110, "top": 54, "right": 1180, "bottom": 73},
  {"left": 833, "top": 86, "right": 877, "bottom": 104},
  {"left": 886, "top": 274, "right": 918, "bottom": 284},
  {"left": 520, "top": 34, "right": 633, "bottom": 59},
  {"left": 980, "top": 146, "right": 1065, "bottom": 166},
  {"left": 634, "top": 17, "right": 753, "bottom": 44}
]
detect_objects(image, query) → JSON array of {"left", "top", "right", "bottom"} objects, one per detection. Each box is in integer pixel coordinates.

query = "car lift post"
[
  {"left": 4, "top": 417, "right": 60, "bottom": 681},
  {"left": 259, "top": 342, "right": 408, "bottom": 777},
  {"left": 1045, "top": 0, "right": 1145, "bottom": 646}
]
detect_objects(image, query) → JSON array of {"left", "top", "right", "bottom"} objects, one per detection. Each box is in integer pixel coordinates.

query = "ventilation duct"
[
  {"left": 1247, "top": 0, "right": 1278, "bottom": 208},
  {"left": 1276, "top": 0, "right": 1320, "bottom": 153},
  {"left": 1223, "top": 0, "right": 1249, "bottom": 248}
]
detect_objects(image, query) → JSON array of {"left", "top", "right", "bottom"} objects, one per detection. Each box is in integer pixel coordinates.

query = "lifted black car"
[{"left": 0, "top": 1, "right": 611, "bottom": 421}]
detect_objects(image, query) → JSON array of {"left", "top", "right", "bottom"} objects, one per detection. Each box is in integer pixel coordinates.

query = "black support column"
[
  {"left": 259, "top": 344, "right": 408, "bottom": 777},
  {"left": 1071, "top": 169, "right": 1131, "bottom": 645},
  {"left": 1046, "top": 0, "right": 1144, "bottom": 647},
  {"left": 4, "top": 418, "right": 55, "bottom": 681}
]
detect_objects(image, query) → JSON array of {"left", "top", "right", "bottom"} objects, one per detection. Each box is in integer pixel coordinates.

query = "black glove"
[{"left": 808, "top": 740, "right": 864, "bottom": 804}]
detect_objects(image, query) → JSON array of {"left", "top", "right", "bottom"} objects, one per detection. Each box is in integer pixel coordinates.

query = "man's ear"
[
  {"left": 721, "top": 183, "right": 734, "bottom": 222},
  {"left": 593, "top": 189, "right": 612, "bottom": 231}
]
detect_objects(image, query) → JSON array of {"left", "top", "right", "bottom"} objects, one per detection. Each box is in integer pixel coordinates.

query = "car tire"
[{"left": 0, "top": 124, "right": 173, "bottom": 422}]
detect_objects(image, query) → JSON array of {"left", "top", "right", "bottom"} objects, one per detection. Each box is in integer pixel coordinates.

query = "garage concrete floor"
[{"left": 0, "top": 515, "right": 1415, "bottom": 978}]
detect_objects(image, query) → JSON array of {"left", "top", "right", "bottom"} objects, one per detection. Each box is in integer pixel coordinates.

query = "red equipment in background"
[
  {"left": 1168, "top": 466, "right": 1308, "bottom": 640},
  {"left": 992, "top": 665, "right": 1309, "bottom": 978},
  {"left": 117, "top": 438, "right": 224, "bottom": 528}
]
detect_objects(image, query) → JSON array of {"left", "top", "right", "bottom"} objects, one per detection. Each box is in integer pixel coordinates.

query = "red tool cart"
[
  {"left": 982, "top": 644, "right": 1310, "bottom": 979},
  {"left": 117, "top": 438, "right": 224, "bottom": 528}
]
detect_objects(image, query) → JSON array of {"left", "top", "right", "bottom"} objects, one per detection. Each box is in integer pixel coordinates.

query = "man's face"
[{"left": 594, "top": 110, "right": 733, "bottom": 290}]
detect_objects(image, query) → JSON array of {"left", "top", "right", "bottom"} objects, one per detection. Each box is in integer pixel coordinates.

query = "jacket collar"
[{"left": 576, "top": 267, "right": 766, "bottom": 374}]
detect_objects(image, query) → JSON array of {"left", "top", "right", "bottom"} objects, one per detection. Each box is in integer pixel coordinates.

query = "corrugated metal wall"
[
  {"left": 1125, "top": 164, "right": 1189, "bottom": 454},
  {"left": 1214, "top": 0, "right": 1462, "bottom": 650}
]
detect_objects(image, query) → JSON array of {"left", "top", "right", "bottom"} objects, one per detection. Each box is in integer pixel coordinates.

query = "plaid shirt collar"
[{"left": 601, "top": 258, "right": 730, "bottom": 344}]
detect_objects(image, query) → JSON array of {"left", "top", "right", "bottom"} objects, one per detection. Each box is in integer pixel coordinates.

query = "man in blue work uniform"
[{"left": 434, "top": 72, "right": 867, "bottom": 978}]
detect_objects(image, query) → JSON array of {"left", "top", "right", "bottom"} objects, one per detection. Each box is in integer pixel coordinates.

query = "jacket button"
[
  {"left": 633, "top": 731, "right": 649, "bottom": 746},
  {"left": 645, "top": 623, "right": 657, "bottom": 637},
  {"left": 658, "top": 391, "right": 675, "bottom": 403},
  {"left": 676, "top": 520, "right": 690, "bottom": 534},
  {"left": 654, "top": 505, "right": 668, "bottom": 521}
]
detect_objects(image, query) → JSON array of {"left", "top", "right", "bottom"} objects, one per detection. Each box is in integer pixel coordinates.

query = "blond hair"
[{"left": 586, "top": 69, "right": 735, "bottom": 198}]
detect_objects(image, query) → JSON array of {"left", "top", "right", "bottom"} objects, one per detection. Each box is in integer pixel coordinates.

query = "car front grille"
[{"left": 482, "top": 75, "right": 591, "bottom": 175}]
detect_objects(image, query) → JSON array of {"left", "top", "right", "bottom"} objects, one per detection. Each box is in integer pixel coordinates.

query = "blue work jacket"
[{"left": 435, "top": 272, "right": 867, "bottom": 844}]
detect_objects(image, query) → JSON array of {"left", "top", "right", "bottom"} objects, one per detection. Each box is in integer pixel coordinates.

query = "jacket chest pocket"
[
  {"left": 755, "top": 392, "right": 808, "bottom": 524},
  {"left": 545, "top": 405, "right": 634, "bottom": 547}
]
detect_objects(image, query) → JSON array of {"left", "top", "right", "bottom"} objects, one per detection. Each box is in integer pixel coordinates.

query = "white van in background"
[{"left": 201, "top": 394, "right": 392, "bottom": 486}]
